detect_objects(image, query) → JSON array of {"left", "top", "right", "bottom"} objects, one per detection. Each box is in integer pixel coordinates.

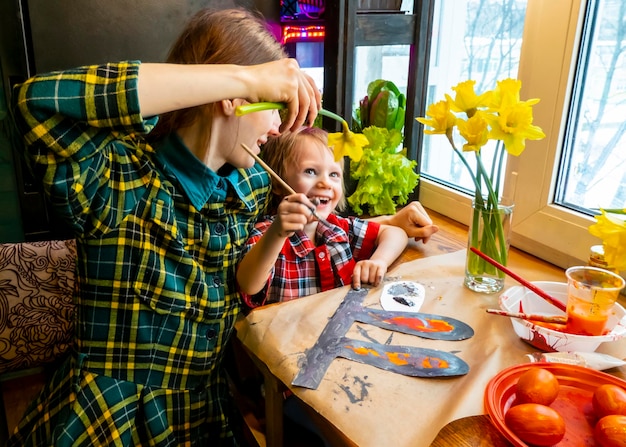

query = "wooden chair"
[{"left": 0, "top": 239, "right": 76, "bottom": 442}]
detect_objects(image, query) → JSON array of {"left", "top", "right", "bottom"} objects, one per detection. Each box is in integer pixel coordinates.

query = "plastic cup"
[{"left": 565, "top": 266, "right": 625, "bottom": 336}]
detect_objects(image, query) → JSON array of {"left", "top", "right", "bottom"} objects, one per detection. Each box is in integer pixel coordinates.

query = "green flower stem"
[
  {"left": 445, "top": 131, "right": 509, "bottom": 277},
  {"left": 235, "top": 102, "right": 285, "bottom": 115},
  {"left": 598, "top": 208, "right": 626, "bottom": 214},
  {"left": 235, "top": 102, "right": 347, "bottom": 125},
  {"left": 448, "top": 143, "right": 484, "bottom": 198},
  {"left": 469, "top": 151, "right": 509, "bottom": 276},
  {"left": 475, "top": 153, "right": 499, "bottom": 210},
  {"left": 448, "top": 144, "right": 501, "bottom": 275},
  {"left": 318, "top": 108, "right": 346, "bottom": 124},
  {"left": 493, "top": 142, "right": 506, "bottom": 199}
]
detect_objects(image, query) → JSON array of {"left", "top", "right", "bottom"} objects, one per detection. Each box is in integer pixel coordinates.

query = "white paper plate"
[
  {"left": 379, "top": 281, "right": 425, "bottom": 312},
  {"left": 499, "top": 281, "right": 626, "bottom": 352}
]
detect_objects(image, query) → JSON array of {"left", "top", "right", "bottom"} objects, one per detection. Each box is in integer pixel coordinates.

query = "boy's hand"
[
  {"left": 352, "top": 260, "right": 388, "bottom": 289},
  {"left": 270, "top": 193, "right": 316, "bottom": 238}
]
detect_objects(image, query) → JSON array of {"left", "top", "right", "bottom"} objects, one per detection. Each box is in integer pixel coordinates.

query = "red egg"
[
  {"left": 515, "top": 367, "right": 560, "bottom": 406},
  {"left": 593, "top": 384, "right": 626, "bottom": 418},
  {"left": 594, "top": 415, "right": 626, "bottom": 447},
  {"left": 505, "top": 403, "right": 566, "bottom": 446}
]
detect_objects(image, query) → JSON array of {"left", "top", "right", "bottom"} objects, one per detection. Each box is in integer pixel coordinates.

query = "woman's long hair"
[{"left": 149, "top": 8, "right": 286, "bottom": 142}]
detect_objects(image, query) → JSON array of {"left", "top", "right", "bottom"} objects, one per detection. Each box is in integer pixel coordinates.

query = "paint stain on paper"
[
  {"left": 387, "top": 282, "right": 422, "bottom": 297},
  {"left": 339, "top": 375, "right": 372, "bottom": 404}
]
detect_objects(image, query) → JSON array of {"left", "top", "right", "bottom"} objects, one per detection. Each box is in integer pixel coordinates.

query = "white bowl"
[{"left": 499, "top": 281, "right": 626, "bottom": 352}]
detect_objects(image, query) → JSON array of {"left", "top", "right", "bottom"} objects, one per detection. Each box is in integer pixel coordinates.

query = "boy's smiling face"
[{"left": 284, "top": 137, "right": 343, "bottom": 219}]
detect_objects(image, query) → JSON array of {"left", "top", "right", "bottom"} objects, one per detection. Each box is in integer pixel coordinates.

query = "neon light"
[{"left": 282, "top": 25, "right": 325, "bottom": 44}]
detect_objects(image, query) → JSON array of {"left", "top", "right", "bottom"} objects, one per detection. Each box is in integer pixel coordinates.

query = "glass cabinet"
[{"left": 322, "top": 0, "right": 433, "bottom": 178}]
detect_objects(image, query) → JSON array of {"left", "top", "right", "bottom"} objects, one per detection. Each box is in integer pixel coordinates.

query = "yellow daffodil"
[
  {"left": 487, "top": 102, "right": 546, "bottom": 156},
  {"left": 235, "top": 102, "right": 368, "bottom": 162},
  {"left": 416, "top": 78, "right": 546, "bottom": 272},
  {"left": 589, "top": 210, "right": 626, "bottom": 270},
  {"left": 415, "top": 100, "right": 457, "bottom": 135},
  {"left": 446, "top": 80, "right": 491, "bottom": 117},
  {"left": 456, "top": 113, "right": 490, "bottom": 152},
  {"left": 328, "top": 120, "right": 369, "bottom": 162},
  {"left": 489, "top": 78, "right": 540, "bottom": 109}
]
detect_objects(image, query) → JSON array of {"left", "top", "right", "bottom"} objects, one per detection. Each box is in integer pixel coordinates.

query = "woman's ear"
[
  {"left": 221, "top": 98, "right": 247, "bottom": 117},
  {"left": 220, "top": 99, "right": 236, "bottom": 117}
]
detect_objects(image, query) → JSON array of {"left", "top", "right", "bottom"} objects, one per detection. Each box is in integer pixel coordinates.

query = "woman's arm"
[
  {"left": 351, "top": 224, "right": 408, "bottom": 289},
  {"left": 370, "top": 201, "right": 439, "bottom": 244},
  {"left": 13, "top": 62, "right": 153, "bottom": 232},
  {"left": 137, "top": 60, "right": 321, "bottom": 131}
]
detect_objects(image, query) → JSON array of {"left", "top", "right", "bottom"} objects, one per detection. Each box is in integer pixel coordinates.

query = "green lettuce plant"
[
  {"left": 344, "top": 79, "right": 417, "bottom": 216},
  {"left": 353, "top": 79, "right": 406, "bottom": 133},
  {"left": 346, "top": 126, "right": 418, "bottom": 216}
]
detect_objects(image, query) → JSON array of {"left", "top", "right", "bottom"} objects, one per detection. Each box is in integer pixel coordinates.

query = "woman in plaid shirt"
[
  {"left": 9, "top": 8, "right": 320, "bottom": 447},
  {"left": 237, "top": 127, "right": 409, "bottom": 307}
]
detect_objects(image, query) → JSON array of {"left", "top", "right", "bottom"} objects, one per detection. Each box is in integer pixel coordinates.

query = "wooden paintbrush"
[
  {"left": 486, "top": 309, "right": 567, "bottom": 324},
  {"left": 240, "top": 143, "right": 332, "bottom": 226},
  {"left": 469, "top": 247, "right": 567, "bottom": 312}
]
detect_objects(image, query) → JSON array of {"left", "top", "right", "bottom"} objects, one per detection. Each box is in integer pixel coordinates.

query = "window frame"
[{"left": 418, "top": 0, "right": 598, "bottom": 269}]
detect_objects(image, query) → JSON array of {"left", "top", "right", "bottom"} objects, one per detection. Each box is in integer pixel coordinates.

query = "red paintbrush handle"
[
  {"left": 469, "top": 247, "right": 567, "bottom": 312},
  {"left": 486, "top": 309, "right": 567, "bottom": 324}
]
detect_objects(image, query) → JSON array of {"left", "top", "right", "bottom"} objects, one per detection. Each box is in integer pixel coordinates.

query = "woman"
[{"left": 10, "top": 8, "right": 319, "bottom": 447}]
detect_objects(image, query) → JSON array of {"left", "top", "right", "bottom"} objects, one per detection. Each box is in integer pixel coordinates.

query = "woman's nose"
[
  {"left": 268, "top": 125, "right": 280, "bottom": 137},
  {"left": 269, "top": 110, "right": 281, "bottom": 136}
]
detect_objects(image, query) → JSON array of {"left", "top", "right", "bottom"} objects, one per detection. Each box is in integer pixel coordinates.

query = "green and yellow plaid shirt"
[{"left": 10, "top": 61, "right": 270, "bottom": 446}]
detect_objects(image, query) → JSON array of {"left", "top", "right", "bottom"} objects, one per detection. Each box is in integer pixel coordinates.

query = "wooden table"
[
  {"left": 429, "top": 415, "right": 511, "bottom": 446},
  {"left": 234, "top": 210, "right": 626, "bottom": 447}
]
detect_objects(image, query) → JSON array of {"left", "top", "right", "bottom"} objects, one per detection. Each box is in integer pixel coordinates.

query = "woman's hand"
[
  {"left": 375, "top": 202, "right": 440, "bottom": 244},
  {"left": 246, "top": 59, "right": 321, "bottom": 132}
]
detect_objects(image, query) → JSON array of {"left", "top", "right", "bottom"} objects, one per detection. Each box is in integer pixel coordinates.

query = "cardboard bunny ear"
[{"left": 292, "top": 287, "right": 473, "bottom": 390}]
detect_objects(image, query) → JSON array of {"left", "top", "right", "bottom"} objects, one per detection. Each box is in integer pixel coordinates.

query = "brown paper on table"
[{"left": 235, "top": 250, "right": 572, "bottom": 447}]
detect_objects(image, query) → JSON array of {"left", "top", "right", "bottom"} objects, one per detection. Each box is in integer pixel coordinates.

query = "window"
[
  {"left": 555, "top": 0, "right": 626, "bottom": 212},
  {"left": 353, "top": 45, "right": 410, "bottom": 106},
  {"left": 419, "top": 0, "right": 528, "bottom": 219},
  {"left": 419, "top": 0, "right": 623, "bottom": 269}
]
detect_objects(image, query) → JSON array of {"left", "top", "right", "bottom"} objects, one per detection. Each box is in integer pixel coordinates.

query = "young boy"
[{"left": 237, "top": 126, "right": 408, "bottom": 307}]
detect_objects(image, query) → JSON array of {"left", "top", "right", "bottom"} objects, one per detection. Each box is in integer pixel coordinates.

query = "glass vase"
[{"left": 464, "top": 200, "right": 514, "bottom": 294}]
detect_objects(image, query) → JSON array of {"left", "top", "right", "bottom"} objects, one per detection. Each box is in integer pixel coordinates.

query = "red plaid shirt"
[{"left": 240, "top": 214, "right": 379, "bottom": 307}]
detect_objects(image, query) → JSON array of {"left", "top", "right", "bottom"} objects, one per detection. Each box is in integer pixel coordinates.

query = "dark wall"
[
  {"left": 0, "top": 0, "right": 279, "bottom": 243},
  {"left": 23, "top": 0, "right": 271, "bottom": 74},
  {"left": 0, "top": 0, "right": 27, "bottom": 242}
]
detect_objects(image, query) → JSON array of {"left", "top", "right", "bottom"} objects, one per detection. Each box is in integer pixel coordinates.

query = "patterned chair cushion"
[{"left": 0, "top": 240, "right": 76, "bottom": 374}]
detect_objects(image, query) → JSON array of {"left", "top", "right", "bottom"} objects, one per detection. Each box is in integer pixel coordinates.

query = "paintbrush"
[
  {"left": 240, "top": 143, "right": 332, "bottom": 226},
  {"left": 486, "top": 309, "right": 567, "bottom": 324},
  {"left": 469, "top": 247, "right": 567, "bottom": 312}
]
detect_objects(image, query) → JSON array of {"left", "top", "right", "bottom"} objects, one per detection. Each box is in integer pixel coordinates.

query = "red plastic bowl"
[{"left": 484, "top": 363, "right": 626, "bottom": 447}]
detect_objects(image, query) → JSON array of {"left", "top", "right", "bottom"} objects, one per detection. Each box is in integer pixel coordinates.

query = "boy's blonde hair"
[{"left": 261, "top": 127, "right": 346, "bottom": 215}]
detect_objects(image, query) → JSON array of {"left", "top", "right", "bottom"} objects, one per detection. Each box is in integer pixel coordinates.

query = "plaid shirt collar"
[
  {"left": 153, "top": 133, "right": 255, "bottom": 210},
  {"left": 288, "top": 214, "right": 349, "bottom": 258}
]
